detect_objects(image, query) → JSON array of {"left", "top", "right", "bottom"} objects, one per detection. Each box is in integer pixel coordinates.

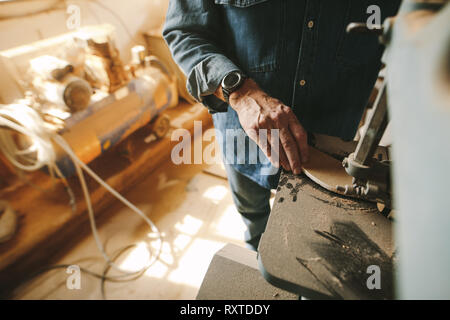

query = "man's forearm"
[{"left": 163, "top": 0, "right": 241, "bottom": 112}]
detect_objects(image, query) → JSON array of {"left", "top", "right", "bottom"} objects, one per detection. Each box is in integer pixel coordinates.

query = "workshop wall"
[{"left": 0, "top": 0, "right": 169, "bottom": 62}]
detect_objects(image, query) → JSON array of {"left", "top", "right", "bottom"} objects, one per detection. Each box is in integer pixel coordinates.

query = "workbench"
[{"left": 258, "top": 171, "right": 395, "bottom": 299}]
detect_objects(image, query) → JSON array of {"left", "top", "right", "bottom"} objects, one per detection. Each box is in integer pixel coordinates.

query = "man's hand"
[{"left": 219, "top": 78, "right": 309, "bottom": 174}]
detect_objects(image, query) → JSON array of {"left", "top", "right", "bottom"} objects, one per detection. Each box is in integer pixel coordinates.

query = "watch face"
[{"left": 223, "top": 72, "right": 241, "bottom": 89}]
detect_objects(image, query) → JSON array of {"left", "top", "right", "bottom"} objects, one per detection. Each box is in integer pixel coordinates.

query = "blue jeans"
[{"left": 224, "top": 163, "right": 272, "bottom": 251}]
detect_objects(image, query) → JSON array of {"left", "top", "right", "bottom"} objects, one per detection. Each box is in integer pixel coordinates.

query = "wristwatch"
[{"left": 221, "top": 71, "right": 247, "bottom": 104}]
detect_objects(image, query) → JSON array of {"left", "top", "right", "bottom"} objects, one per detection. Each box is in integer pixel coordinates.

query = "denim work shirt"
[{"left": 163, "top": 0, "right": 400, "bottom": 189}]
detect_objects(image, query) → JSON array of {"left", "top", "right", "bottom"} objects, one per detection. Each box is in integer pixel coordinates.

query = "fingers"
[
  {"left": 278, "top": 147, "right": 291, "bottom": 171},
  {"left": 287, "top": 113, "right": 309, "bottom": 164},
  {"left": 267, "top": 129, "right": 291, "bottom": 171},
  {"left": 279, "top": 127, "right": 302, "bottom": 174},
  {"left": 255, "top": 106, "right": 306, "bottom": 174},
  {"left": 254, "top": 128, "right": 291, "bottom": 171},
  {"left": 271, "top": 106, "right": 304, "bottom": 174},
  {"left": 238, "top": 97, "right": 307, "bottom": 174}
]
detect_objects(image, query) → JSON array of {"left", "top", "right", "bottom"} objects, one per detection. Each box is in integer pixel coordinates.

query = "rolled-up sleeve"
[{"left": 163, "top": 0, "right": 241, "bottom": 112}]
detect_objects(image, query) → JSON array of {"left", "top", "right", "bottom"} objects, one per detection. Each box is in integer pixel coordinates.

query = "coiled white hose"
[{"left": 0, "top": 103, "right": 162, "bottom": 279}]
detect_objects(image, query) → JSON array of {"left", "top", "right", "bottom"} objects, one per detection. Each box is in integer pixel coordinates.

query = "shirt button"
[
  {"left": 299, "top": 79, "right": 306, "bottom": 86},
  {"left": 307, "top": 20, "right": 314, "bottom": 29}
]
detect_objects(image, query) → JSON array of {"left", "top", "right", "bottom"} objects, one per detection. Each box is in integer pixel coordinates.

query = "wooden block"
[
  {"left": 302, "top": 147, "right": 353, "bottom": 195},
  {"left": 197, "top": 244, "right": 298, "bottom": 300}
]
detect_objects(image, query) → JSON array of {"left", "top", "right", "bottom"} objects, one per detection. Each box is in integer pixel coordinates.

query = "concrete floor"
[{"left": 11, "top": 161, "right": 272, "bottom": 300}]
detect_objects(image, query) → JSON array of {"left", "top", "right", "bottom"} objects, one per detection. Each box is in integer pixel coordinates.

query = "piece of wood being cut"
[{"left": 302, "top": 147, "right": 353, "bottom": 195}]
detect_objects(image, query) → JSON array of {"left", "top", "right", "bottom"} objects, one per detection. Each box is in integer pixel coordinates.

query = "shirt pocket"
[
  {"left": 335, "top": 0, "right": 383, "bottom": 71},
  {"left": 214, "top": 0, "right": 285, "bottom": 73}
]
